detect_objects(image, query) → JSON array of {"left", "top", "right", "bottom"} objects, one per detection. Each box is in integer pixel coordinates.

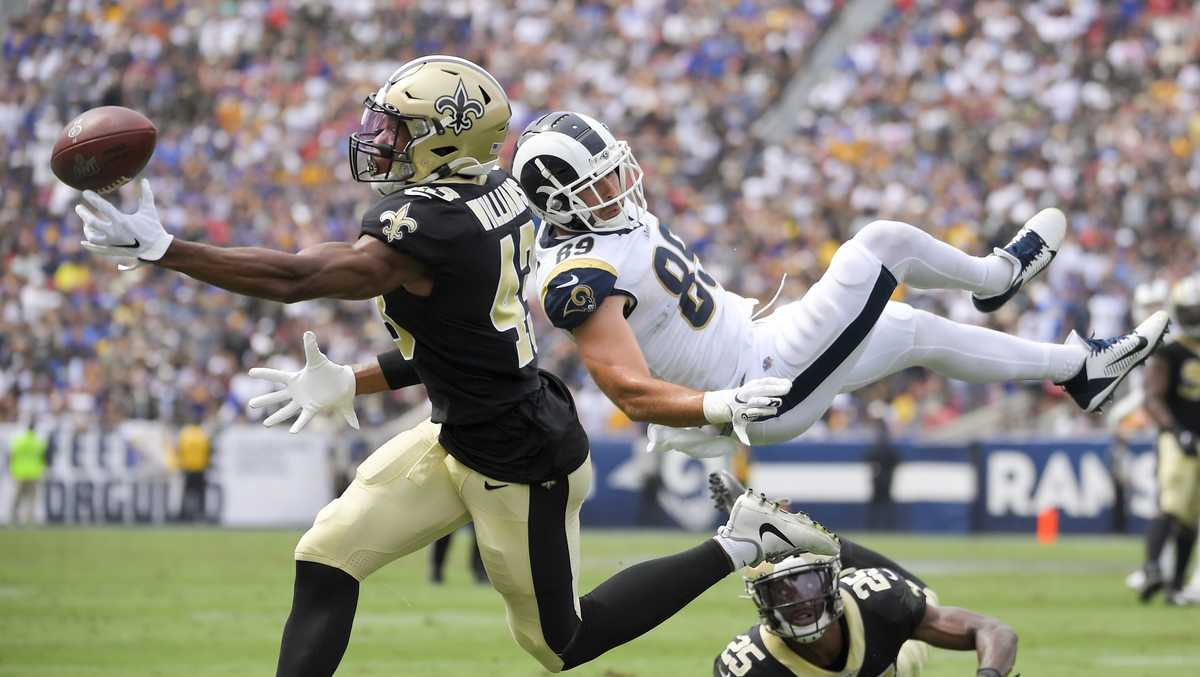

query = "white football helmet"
[{"left": 511, "top": 111, "right": 645, "bottom": 233}]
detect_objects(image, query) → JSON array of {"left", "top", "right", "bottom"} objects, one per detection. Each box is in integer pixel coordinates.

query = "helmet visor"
[
  {"left": 759, "top": 567, "right": 836, "bottom": 628},
  {"left": 348, "top": 96, "right": 431, "bottom": 184}
]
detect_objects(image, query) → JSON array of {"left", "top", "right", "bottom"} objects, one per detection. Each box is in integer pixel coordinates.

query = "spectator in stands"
[
  {"left": 7, "top": 418, "right": 46, "bottom": 526},
  {"left": 176, "top": 420, "right": 211, "bottom": 523},
  {"left": 1, "top": 1, "right": 1197, "bottom": 439}
]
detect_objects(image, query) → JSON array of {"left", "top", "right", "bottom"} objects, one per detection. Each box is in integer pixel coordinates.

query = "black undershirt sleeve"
[{"left": 377, "top": 350, "right": 421, "bottom": 390}]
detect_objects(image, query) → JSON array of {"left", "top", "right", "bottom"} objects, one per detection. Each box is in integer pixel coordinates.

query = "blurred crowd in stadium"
[{"left": 2, "top": 0, "right": 1198, "bottom": 438}]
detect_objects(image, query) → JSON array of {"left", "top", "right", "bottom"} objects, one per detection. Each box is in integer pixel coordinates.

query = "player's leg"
[
  {"left": 1139, "top": 432, "right": 1192, "bottom": 603},
  {"left": 744, "top": 210, "right": 1065, "bottom": 445},
  {"left": 457, "top": 455, "right": 832, "bottom": 672},
  {"left": 742, "top": 238, "right": 897, "bottom": 444},
  {"left": 839, "top": 300, "right": 1167, "bottom": 413},
  {"left": 276, "top": 419, "right": 470, "bottom": 677},
  {"left": 840, "top": 302, "right": 1086, "bottom": 392},
  {"left": 452, "top": 456, "right": 728, "bottom": 671},
  {"left": 851, "top": 210, "right": 1064, "bottom": 312},
  {"left": 1166, "top": 453, "right": 1200, "bottom": 603}
]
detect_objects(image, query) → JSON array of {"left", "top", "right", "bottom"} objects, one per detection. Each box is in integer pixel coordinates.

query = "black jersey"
[
  {"left": 361, "top": 169, "right": 588, "bottom": 483},
  {"left": 1159, "top": 338, "right": 1200, "bottom": 436},
  {"left": 713, "top": 567, "right": 929, "bottom": 677}
]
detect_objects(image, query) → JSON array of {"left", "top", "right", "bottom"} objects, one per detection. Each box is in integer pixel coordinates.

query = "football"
[{"left": 50, "top": 105, "right": 156, "bottom": 193}]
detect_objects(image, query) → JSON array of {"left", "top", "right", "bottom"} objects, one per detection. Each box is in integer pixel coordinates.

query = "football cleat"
[
  {"left": 1167, "top": 587, "right": 1200, "bottom": 606},
  {"left": 1136, "top": 563, "right": 1166, "bottom": 604},
  {"left": 709, "top": 470, "right": 747, "bottom": 513},
  {"left": 972, "top": 208, "right": 1067, "bottom": 312},
  {"left": 1057, "top": 311, "right": 1169, "bottom": 413},
  {"left": 717, "top": 490, "right": 839, "bottom": 566}
]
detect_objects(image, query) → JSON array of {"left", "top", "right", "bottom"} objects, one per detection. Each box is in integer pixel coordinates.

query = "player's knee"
[
  {"left": 853, "top": 219, "right": 921, "bottom": 261},
  {"left": 517, "top": 639, "right": 566, "bottom": 673}
]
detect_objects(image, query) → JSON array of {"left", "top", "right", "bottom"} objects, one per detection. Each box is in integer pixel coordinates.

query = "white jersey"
[{"left": 533, "top": 211, "right": 755, "bottom": 391}]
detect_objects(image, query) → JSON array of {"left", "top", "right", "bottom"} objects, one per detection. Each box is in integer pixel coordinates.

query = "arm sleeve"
[
  {"left": 377, "top": 350, "right": 422, "bottom": 390},
  {"left": 540, "top": 263, "right": 621, "bottom": 331}
]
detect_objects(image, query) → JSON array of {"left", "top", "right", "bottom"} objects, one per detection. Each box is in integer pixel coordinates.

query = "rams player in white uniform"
[{"left": 516, "top": 111, "right": 1169, "bottom": 451}]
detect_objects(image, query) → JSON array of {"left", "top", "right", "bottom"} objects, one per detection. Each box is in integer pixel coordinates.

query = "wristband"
[
  {"left": 378, "top": 350, "right": 421, "bottom": 390},
  {"left": 702, "top": 391, "right": 731, "bottom": 424}
]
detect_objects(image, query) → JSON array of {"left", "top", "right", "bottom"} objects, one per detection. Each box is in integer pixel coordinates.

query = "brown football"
[{"left": 50, "top": 106, "right": 157, "bottom": 193}]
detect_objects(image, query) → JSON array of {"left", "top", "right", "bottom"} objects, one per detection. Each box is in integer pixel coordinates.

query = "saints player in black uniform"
[
  {"left": 709, "top": 472, "right": 1018, "bottom": 677},
  {"left": 1137, "top": 274, "right": 1200, "bottom": 605},
  {"left": 75, "top": 55, "right": 839, "bottom": 675}
]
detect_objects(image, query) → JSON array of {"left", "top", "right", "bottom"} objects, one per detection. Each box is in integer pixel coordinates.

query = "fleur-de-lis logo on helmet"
[
  {"left": 434, "top": 79, "right": 486, "bottom": 135},
  {"left": 379, "top": 203, "right": 419, "bottom": 242}
]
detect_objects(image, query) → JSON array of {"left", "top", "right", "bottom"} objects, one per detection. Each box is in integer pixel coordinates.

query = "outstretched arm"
[
  {"left": 156, "top": 237, "right": 423, "bottom": 303},
  {"left": 76, "top": 181, "right": 425, "bottom": 303},
  {"left": 572, "top": 296, "right": 789, "bottom": 432},
  {"left": 912, "top": 604, "right": 1017, "bottom": 675}
]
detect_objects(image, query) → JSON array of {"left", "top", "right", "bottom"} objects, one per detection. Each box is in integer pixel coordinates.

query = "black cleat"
[{"left": 709, "top": 470, "right": 747, "bottom": 513}]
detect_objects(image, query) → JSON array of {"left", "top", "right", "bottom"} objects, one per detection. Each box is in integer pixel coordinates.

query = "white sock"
[
  {"left": 857, "top": 220, "right": 1015, "bottom": 296},
  {"left": 908, "top": 311, "right": 1087, "bottom": 383},
  {"left": 890, "top": 236, "right": 1014, "bottom": 296},
  {"left": 713, "top": 534, "right": 759, "bottom": 570}
]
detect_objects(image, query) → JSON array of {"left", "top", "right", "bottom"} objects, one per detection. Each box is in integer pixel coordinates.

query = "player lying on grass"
[
  {"left": 513, "top": 111, "right": 1167, "bottom": 453},
  {"left": 709, "top": 472, "right": 1018, "bottom": 677},
  {"left": 73, "top": 55, "right": 837, "bottom": 676}
]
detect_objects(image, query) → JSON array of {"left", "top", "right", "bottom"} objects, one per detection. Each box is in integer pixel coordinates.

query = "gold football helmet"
[
  {"left": 1169, "top": 274, "right": 1200, "bottom": 339},
  {"left": 349, "top": 55, "right": 510, "bottom": 195}
]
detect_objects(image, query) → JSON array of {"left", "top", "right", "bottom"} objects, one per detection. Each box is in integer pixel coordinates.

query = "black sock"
[
  {"left": 1145, "top": 516, "right": 1174, "bottom": 569},
  {"left": 1172, "top": 526, "right": 1197, "bottom": 591},
  {"left": 275, "top": 561, "right": 360, "bottom": 677},
  {"left": 430, "top": 533, "right": 452, "bottom": 580},
  {"left": 559, "top": 539, "right": 731, "bottom": 670}
]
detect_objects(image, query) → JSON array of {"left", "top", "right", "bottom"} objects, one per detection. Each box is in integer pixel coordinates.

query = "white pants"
[{"left": 740, "top": 220, "right": 1084, "bottom": 445}]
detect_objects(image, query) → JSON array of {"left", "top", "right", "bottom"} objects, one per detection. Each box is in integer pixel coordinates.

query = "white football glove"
[
  {"left": 247, "top": 331, "right": 360, "bottom": 434},
  {"left": 702, "top": 377, "right": 792, "bottom": 445},
  {"left": 76, "top": 178, "right": 173, "bottom": 267},
  {"left": 646, "top": 424, "right": 737, "bottom": 459}
]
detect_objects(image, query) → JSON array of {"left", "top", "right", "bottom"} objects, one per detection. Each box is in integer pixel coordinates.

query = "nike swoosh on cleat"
[
  {"left": 112, "top": 238, "right": 141, "bottom": 249},
  {"left": 483, "top": 481, "right": 509, "bottom": 491},
  {"left": 758, "top": 522, "right": 795, "bottom": 548},
  {"left": 1106, "top": 336, "right": 1148, "bottom": 369},
  {"left": 555, "top": 274, "right": 581, "bottom": 288}
]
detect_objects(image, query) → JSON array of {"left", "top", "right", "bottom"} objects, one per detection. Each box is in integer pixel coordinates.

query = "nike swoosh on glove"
[
  {"left": 702, "top": 377, "right": 792, "bottom": 445},
  {"left": 77, "top": 178, "right": 174, "bottom": 267},
  {"left": 247, "top": 331, "right": 360, "bottom": 434}
]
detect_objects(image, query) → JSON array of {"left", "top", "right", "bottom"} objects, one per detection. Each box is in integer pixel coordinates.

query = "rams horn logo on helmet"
[
  {"left": 563, "top": 284, "right": 597, "bottom": 317},
  {"left": 434, "top": 79, "right": 486, "bottom": 135},
  {"left": 380, "top": 203, "right": 419, "bottom": 242}
]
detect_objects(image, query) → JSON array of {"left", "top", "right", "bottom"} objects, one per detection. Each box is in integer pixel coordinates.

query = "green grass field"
[{"left": 0, "top": 529, "right": 1194, "bottom": 676}]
